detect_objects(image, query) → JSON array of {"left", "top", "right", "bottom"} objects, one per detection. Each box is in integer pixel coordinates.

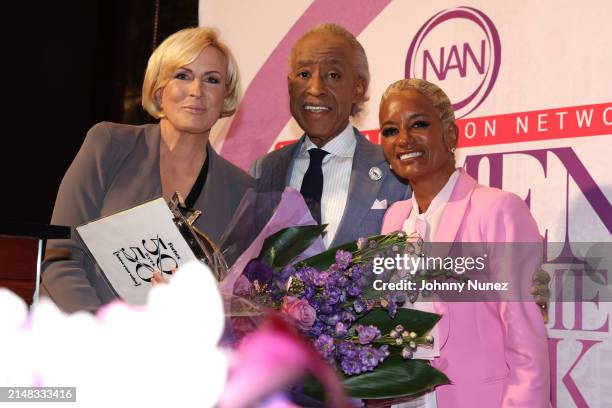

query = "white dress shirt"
[
  {"left": 394, "top": 169, "right": 460, "bottom": 408},
  {"left": 289, "top": 123, "right": 356, "bottom": 248}
]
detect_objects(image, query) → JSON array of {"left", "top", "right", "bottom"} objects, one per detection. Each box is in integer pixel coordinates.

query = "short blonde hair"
[
  {"left": 142, "top": 27, "right": 241, "bottom": 118},
  {"left": 381, "top": 78, "right": 455, "bottom": 129},
  {"left": 290, "top": 23, "right": 370, "bottom": 116}
]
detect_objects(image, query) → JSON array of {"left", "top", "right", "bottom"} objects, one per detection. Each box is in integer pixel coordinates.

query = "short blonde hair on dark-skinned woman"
[
  {"left": 142, "top": 27, "right": 241, "bottom": 119},
  {"left": 381, "top": 78, "right": 455, "bottom": 129}
]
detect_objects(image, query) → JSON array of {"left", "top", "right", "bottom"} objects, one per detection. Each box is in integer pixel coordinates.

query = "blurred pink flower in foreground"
[
  {"left": 218, "top": 314, "right": 353, "bottom": 408},
  {"left": 1, "top": 260, "right": 353, "bottom": 407}
]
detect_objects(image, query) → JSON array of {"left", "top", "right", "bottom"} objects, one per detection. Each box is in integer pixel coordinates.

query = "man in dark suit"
[{"left": 250, "top": 23, "right": 409, "bottom": 247}]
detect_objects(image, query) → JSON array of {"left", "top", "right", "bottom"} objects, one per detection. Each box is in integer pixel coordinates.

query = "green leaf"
[
  {"left": 303, "top": 356, "right": 450, "bottom": 400},
  {"left": 356, "top": 308, "right": 440, "bottom": 337},
  {"left": 259, "top": 225, "right": 327, "bottom": 268},
  {"left": 344, "top": 357, "right": 450, "bottom": 399}
]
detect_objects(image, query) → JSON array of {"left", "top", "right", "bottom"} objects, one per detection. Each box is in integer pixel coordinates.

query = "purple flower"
[
  {"left": 379, "top": 344, "right": 390, "bottom": 359},
  {"left": 336, "top": 275, "right": 349, "bottom": 290},
  {"left": 346, "top": 282, "right": 360, "bottom": 297},
  {"left": 361, "top": 264, "right": 374, "bottom": 277},
  {"left": 335, "top": 322, "right": 348, "bottom": 337},
  {"left": 324, "top": 286, "right": 342, "bottom": 305},
  {"left": 341, "top": 310, "right": 356, "bottom": 323},
  {"left": 356, "top": 324, "right": 380, "bottom": 345},
  {"left": 358, "top": 346, "right": 380, "bottom": 370},
  {"left": 296, "top": 267, "right": 317, "bottom": 284},
  {"left": 326, "top": 314, "right": 341, "bottom": 325},
  {"left": 275, "top": 265, "right": 296, "bottom": 289},
  {"left": 310, "top": 321, "right": 327, "bottom": 336},
  {"left": 384, "top": 294, "right": 398, "bottom": 318},
  {"left": 337, "top": 341, "right": 358, "bottom": 358},
  {"left": 340, "top": 356, "right": 361, "bottom": 375},
  {"left": 318, "top": 302, "right": 333, "bottom": 314},
  {"left": 338, "top": 344, "right": 388, "bottom": 375},
  {"left": 312, "top": 272, "right": 330, "bottom": 286},
  {"left": 244, "top": 259, "right": 273, "bottom": 285},
  {"left": 352, "top": 299, "right": 365, "bottom": 314},
  {"left": 314, "top": 334, "right": 335, "bottom": 359},
  {"left": 347, "top": 265, "right": 362, "bottom": 281},
  {"left": 335, "top": 250, "right": 352, "bottom": 269}
]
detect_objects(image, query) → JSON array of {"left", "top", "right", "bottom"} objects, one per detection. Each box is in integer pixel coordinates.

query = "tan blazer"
[{"left": 41, "top": 122, "right": 253, "bottom": 313}]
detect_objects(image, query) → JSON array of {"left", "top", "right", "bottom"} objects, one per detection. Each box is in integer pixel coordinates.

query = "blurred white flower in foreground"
[{"left": 0, "top": 261, "right": 227, "bottom": 408}]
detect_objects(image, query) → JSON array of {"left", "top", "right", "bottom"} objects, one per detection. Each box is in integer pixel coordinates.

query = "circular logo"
[
  {"left": 405, "top": 7, "right": 501, "bottom": 118},
  {"left": 368, "top": 166, "right": 383, "bottom": 181}
]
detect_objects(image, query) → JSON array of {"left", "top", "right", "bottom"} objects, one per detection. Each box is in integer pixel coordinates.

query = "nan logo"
[{"left": 405, "top": 7, "right": 501, "bottom": 118}]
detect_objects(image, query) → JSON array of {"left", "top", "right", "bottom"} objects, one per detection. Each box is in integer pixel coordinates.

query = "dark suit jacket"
[
  {"left": 42, "top": 122, "right": 253, "bottom": 313},
  {"left": 250, "top": 127, "right": 410, "bottom": 247}
]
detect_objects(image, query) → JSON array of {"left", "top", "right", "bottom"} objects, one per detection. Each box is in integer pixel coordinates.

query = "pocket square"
[{"left": 371, "top": 198, "right": 387, "bottom": 210}]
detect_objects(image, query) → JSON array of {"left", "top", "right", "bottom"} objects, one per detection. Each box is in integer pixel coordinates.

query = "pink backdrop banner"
[{"left": 201, "top": 1, "right": 612, "bottom": 406}]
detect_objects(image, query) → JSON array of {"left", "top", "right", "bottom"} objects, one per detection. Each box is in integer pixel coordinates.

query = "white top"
[
  {"left": 394, "top": 169, "right": 460, "bottom": 408},
  {"left": 402, "top": 169, "right": 461, "bottom": 241},
  {"left": 289, "top": 123, "right": 356, "bottom": 248}
]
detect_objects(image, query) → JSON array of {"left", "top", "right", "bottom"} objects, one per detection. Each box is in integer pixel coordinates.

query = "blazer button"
[{"left": 435, "top": 357, "right": 448, "bottom": 370}]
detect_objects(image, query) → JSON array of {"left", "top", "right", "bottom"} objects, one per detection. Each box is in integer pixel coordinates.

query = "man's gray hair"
[
  {"left": 381, "top": 79, "right": 456, "bottom": 129},
  {"left": 290, "top": 23, "right": 370, "bottom": 116}
]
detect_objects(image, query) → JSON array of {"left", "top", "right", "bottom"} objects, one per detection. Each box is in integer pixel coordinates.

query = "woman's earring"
[{"left": 450, "top": 146, "right": 456, "bottom": 154}]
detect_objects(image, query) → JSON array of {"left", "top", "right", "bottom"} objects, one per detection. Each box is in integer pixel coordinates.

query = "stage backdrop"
[{"left": 200, "top": 1, "right": 612, "bottom": 407}]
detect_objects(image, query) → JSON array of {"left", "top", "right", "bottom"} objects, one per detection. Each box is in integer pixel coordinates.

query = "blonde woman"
[{"left": 42, "top": 27, "right": 253, "bottom": 314}]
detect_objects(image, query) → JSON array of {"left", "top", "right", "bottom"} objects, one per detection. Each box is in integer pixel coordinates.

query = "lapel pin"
[{"left": 369, "top": 166, "right": 382, "bottom": 181}]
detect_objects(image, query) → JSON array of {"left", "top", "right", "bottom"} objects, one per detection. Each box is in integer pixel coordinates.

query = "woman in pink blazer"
[{"left": 377, "top": 79, "right": 550, "bottom": 407}]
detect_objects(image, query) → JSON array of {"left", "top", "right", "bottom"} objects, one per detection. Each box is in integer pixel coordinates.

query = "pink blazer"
[{"left": 381, "top": 169, "right": 550, "bottom": 407}]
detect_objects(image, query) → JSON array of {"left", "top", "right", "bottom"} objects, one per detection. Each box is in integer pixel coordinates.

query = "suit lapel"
[
  {"left": 257, "top": 138, "right": 302, "bottom": 192},
  {"left": 284, "top": 136, "right": 304, "bottom": 186},
  {"left": 381, "top": 200, "right": 413, "bottom": 234},
  {"left": 144, "top": 125, "right": 162, "bottom": 182},
  {"left": 100, "top": 124, "right": 163, "bottom": 216},
  {"left": 331, "top": 129, "right": 386, "bottom": 247},
  {"left": 433, "top": 169, "right": 477, "bottom": 243}
]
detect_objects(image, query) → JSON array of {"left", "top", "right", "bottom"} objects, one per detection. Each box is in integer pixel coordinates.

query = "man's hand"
[{"left": 531, "top": 268, "right": 551, "bottom": 323}]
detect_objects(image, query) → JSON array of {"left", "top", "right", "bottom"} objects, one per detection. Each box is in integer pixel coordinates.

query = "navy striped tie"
[{"left": 300, "top": 148, "right": 329, "bottom": 224}]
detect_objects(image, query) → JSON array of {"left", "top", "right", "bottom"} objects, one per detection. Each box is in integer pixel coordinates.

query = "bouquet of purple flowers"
[
  {"left": 220, "top": 188, "right": 449, "bottom": 400},
  {"left": 233, "top": 229, "right": 449, "bottom": 400}
]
